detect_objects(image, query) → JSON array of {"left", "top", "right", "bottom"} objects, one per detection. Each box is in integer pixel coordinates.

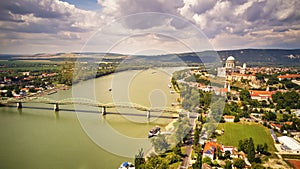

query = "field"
[{"left": 216, "top": 122, "right": 276, "bottom": 152}]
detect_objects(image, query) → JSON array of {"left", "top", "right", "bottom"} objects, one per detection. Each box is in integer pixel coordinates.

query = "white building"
[
  {"left": 278, "top": 136, "right": 300, "bottom": 154},
  {"left": 225, "top": 56, "right": 235, "bottom": 70}
]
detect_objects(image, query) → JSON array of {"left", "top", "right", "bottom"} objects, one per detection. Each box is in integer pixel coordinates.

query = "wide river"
[{"left": 0, "top": 67, "right": 184, "bottom": 169}]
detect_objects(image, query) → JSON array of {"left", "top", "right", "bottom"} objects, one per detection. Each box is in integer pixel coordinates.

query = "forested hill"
[
  {"left": 216, "top": 49, "right": 300, "bottom": 66},
  {"left": 142, "top": 49, "right": 300, "bottom": 66},
  {"left": 1, "top": 49, "right": 300, "bottom": 66}
]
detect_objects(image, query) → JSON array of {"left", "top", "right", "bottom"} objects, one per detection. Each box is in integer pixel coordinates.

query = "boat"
[
  {"left": 118, "top": 162, "right": 135, "bottom": 169},
  {"left": 148, "top": 126, "right": 161, "bottom": 138},
  {"left": 170, "top": 90, "right": 175, "bottom": 94},
  {"left": 47, "top": 90, "right": 57, "bottom": 95}
]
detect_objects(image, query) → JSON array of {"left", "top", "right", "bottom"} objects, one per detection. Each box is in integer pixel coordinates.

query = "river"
[{"left": 0, "top": 67, "right": 184, "bottom": 169}]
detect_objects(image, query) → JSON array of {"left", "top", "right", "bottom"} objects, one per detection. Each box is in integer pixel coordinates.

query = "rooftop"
[
  {"left": 278, "top": 136, "right": 300, "bottom": 151},
  {"left": 226, "top": 56, "right": 235, "bottom": 61}
]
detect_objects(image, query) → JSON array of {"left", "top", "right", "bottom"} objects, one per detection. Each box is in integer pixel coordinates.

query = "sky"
[{"left": 0, "top": 0, "right": 299, "bottom": 55}]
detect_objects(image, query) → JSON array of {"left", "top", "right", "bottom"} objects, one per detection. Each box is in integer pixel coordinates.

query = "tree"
[
  {"left": 6, "top": 90, "right": 13, "bottom": 97},
  {"left": 202, "top": 156, "right": 212, "bottom": 165},
  {"left": 224, "top": 160, "right": 232, "bottom": 169},
  {"left": 216, "top": 146, "right": 223, "bottom": 159},
  {"left": 167, "top": 152, "right": 181, "bottom": 164},
  {"left": 233, "top": 158, "right": 245, "bottom": 169},
  {"left": 192, "top": 154, "right": 202, "bottom": 169},
  {"left": 234, "top": 116, "right": 240, "bottom": 123},
  {"left": 194, "top": 124, "right": 200, "bottom": 147},
  {"left": 240, "top": 90, "right": 251, "bottom": 101},
  {"left": 151, "top": 135, "right": 170, "bottom": 153},
  {"left": 173, "top": 143, "right": 181, "bottom": 156},
  {"left": 247, "top": 137, "right": 255, "bottom": 163},
  {"left": 135, "top": 148, "right": 145, "bottom": 169},
  {"left": 263, "top": 143, "right": 268, "bottom": 154},
  {"left": 175, "top": 117, "right": 191, "bottom": 144},
  {"left": 145, "top": 156, "right": 168, "bottom": 169},
  {"left": 224, "top": 150, "right": 231, "bottom": 159}
]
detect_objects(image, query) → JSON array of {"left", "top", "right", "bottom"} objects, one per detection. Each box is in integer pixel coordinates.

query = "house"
[
  {"left": 223, "top": 115, "right": 235, "bottom": 122},
  {"left": 226, "top": 72, "right": 256, "bottom": 82},
  {"left": 277, "top": 74, "right": 300, "bottom": 81},
  {"left": 249, "top": 90, "right": 276, "bottom": 101},
  {"left": 270, "top": 123, "right": 282, "bottom": 131},
  {"left": 203, "top": 141, "right": 223, "bottom": 160}
]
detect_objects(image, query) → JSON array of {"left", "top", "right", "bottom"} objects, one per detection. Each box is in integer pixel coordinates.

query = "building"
[
  {"left": 217, "top": 67, "right": 226, "bottom": 77},
  {"left": 249, "top": 90, "right": 276, "bottom": 101},
  {"left": 203, "top": 141, "right": 223, "bottom": 160},
  {"left": 217, "top": 56, "right": 248, "bottom": 78},
  {"left": 277, "top": 74, "right": 300, "bottom": 81},
  {"left": 223, "top": 115, "right": 235, "bottom": 122},
  {"left": 226, "top": 72, "right": 256, "bottom": 82},
  {"left": 278, "top": 136, "right": 300, "bottom": 154},
  {"left": 225, "top": 56, "right": 235, "bottom": 71}
]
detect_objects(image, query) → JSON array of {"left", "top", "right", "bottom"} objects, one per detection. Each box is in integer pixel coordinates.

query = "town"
[
  {"left": 132, "top": 56, "right": 300, "bottom": 169},
  {"left": 1, "top": 55, "right": 300, "bottom": 169}
]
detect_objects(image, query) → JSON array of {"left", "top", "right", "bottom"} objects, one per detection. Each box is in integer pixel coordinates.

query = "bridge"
[{"left": 0, "top": 97, "right": 192, "bottom": 119}]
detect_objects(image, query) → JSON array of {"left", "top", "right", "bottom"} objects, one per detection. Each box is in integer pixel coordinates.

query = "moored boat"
[
  {"left": 148, "top": 126, "right": 161, "bottom": 138},
  {"left": 118, "top": 162, "right": 135, "bottom": 169}
]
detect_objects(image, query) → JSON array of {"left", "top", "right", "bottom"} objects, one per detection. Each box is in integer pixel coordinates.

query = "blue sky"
[
  {"left": 62, "top": 0, "right": 101, "bottom": 11},
  {"left": 0, "top": 0, "right": 299, "bottom": 54}
]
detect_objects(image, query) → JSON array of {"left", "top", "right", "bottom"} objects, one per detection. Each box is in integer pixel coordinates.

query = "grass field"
[{"left": 216, "top": 122, "right": 276, "bottom": 152}]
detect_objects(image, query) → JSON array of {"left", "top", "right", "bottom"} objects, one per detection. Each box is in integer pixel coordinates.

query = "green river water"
[{"left": 0, "top": 68, "right": 183, "bottom": 169}]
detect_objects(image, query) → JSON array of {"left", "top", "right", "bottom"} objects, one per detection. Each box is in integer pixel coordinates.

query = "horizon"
[
  {"left": 0, "top": 0, "right": 299, "bottom": 55},
  {"left": 1, "top": 48, "right": 300, "bottom": 56}
]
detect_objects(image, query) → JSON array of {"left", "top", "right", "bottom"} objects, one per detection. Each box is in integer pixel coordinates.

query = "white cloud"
[{"left": 1, "top": 0, "right": 300, "bottom": 54}]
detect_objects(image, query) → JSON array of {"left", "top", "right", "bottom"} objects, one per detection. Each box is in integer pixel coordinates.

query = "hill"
[{"left": 1, "top": 49, "right": 300, "bottom": 66}]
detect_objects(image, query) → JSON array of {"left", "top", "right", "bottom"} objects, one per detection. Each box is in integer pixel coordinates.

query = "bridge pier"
[
  {"left": 101, "top": 106, "right": 106, "bottom": 115},
  {"left": 17, "top": 102, "right": 22, "bottom": 109},
  {"left": 147, "top": 110, "right": 150, "bottom": 119},
  {"left": 54, "top": 103, "right": 59, "bottom": 112}
]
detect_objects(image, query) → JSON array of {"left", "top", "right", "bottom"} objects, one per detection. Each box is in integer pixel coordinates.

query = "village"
[{"left": 180, "top": 56, "right": 300, "bottom": 169}]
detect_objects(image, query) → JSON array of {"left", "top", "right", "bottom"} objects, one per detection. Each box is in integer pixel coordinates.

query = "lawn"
[{"left": 216, "top": 122, "right": 276, "bottom": 152}]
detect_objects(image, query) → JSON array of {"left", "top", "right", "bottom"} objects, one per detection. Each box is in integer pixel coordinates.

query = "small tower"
[{"left": 240, "top": 63, "right": 247, "bottom": 74}]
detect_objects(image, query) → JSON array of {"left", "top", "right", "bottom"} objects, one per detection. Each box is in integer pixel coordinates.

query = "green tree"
[
  {"left": 7, "top": 90, "right": 13, "bottom": 97},
  {"left": 224, "top": 150, "right": 231, "bottom": 159},
  {"left": 225, "top": 160, "right": 232, "bottom": 169},
  {"left": 216, "top": 146, "right": 223, "bottom": 159},
  {"left": 135, "top": 148, "right": 145, "bottom": 169},
  {"left": 240, "top": 90, "right": 251, "bottom": 101},
  {"left": 247, "top": 137, "right": 255, "bottom": 163},
  {"left": 233, "top": 158, "right": 245, "bottom": 169},
  {"left": 263, "top": 143, "right": 268, "bottom": 154},
  {"left": 175, "top": 117, "right": 191, "bottom": 144},
  {"left": 173, "top": 143, "right": 181, "bottom": 156},
  {"left": 151, "top": 135, "right": 170, "bottom": 153},
  {"left": 145, "top": 156, "right": 168, "bottom": 169},
  {"left": 234, "top": 116, "right": 240, "bottom": 123},
  {"left": 202, "top": 156, "right": 212, "bottom": 165},
  {"left": 192, "top": 154, "right": 202, "bottom": 169},
  {"left": 166, "top": 152, "right": 181, "bottom": 164}
]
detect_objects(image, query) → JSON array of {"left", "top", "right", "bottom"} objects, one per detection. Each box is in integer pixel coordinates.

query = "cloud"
[
  {"left": 98, "top": 0, "right": 185, "bottom": 29},
  {"left": 0, "top": 0, "right": 102, "bottom": 34},
  {"left": 1, "top": 0, "right": 300, "bottom": 54}
]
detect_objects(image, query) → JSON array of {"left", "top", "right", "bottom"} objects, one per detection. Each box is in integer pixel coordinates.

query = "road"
[{"left": 179, "top": 116, "right": 197, "bottom": 169}]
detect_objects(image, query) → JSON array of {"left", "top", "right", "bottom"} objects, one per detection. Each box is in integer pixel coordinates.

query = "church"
[{"left": 217, "top": 56, "right": 246, "bottom": 77}]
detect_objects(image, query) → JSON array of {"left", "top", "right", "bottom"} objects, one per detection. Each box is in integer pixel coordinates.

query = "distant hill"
[
  {"left": 216, "top": 49, "right": 300, "bottom": 66},
  {"left": 1, "top": 49, "right": 300, "bottom": 66}
]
